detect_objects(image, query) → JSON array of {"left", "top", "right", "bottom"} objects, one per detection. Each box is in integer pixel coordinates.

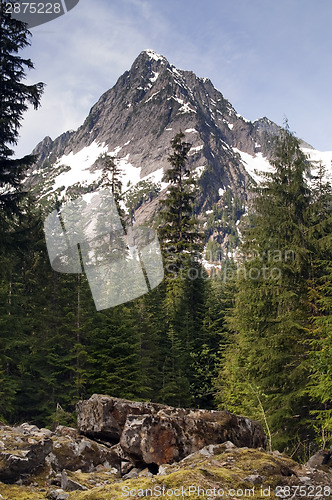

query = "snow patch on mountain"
[
  {"left": 234, "top": 146, "right": 332, "bottom": 186},
  {"left": 189, "top": 145, "right": 204, "bottom": 155},
  {"left": 140, "top": 167, "right": 168, "bottom": 191},
  {"left": 144, "top": 49, "right": 165, "bottom": 63},
  {"left": 117, "top": 154, "right": 141, "bottom": 191},
  {"left": 233, "top": 148, "right": 274, "bottom": 184},
  {"left": 302, "top": 148, "right": 332, "bottom": 181},
  {"left": 150, "top": 71, "right": 159, "bottom": 83},
  {"left": 194, "top": 166, "right": 205, "bottom": 177},
  {"left": 145, "top": 91, "right": 160, "bottom": 103},
  {"left": 53, "top": 141, "right": 108, "bottom": 191},
  {"left": 178, "top": 102, "right": 196, "bottom": 114}
]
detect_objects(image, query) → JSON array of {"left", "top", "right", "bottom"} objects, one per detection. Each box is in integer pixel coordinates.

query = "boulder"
[
  {"left": 76, "top": 394, "right": 164, "bottom": 442},
  {"left": 77, "top": 395, "right": 266, "bottom": 467},
  {"left": 0, "top": 424, "right": 53, "bottom": 482},
  {"left": 60, "top": 470, "right": 88, "bottom": 491},
  {"left": 46, "top": 425, "right": 121, "bottom": 472},
  {"left": 306, "top": 447, "right": 332, "bottom": 470},
  {"left": 119, "top": 408, "right": 266, "bottom": 465}
]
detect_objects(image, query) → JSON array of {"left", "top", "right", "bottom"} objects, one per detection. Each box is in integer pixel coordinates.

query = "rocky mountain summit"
[
  {"left": 28, "top": 49, "right": 330, "bottom": 228},
  {"left": 0, "top": 395, "right": 332, "bottom": 499}
]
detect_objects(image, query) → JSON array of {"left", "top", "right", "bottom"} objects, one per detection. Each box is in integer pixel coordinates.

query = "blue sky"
[{"left": 17, "top": 0, "right": 332, "bottom": 156}]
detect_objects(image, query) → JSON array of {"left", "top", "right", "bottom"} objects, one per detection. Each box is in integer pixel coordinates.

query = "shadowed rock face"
[
  {"left": 76, "top": 394, "right": 267, "bottom": 466},
  {"left": 0, "top": 423, "right": 121, "bottom": 483},
  {"left": 306, "top": 447, "right": 332, "bottom": 471}
]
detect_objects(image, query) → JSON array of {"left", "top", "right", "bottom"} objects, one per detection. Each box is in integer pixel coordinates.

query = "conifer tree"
[
  {"left": 158, "top": 132, "right": 205, "bottom": 407},
  {"left": 0, "top": 4, "right": 44, "bottom": 214},
  {"left": 217, "top": 125, "right": 313, "bottom": 451},
  {"left": 307, "top": 164, "right": 332, "bottom": 444}
]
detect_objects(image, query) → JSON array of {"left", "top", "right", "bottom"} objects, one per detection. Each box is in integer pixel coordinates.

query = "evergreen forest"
[{"left": 0, "top": 5, "right": 331, "bottom": 460}]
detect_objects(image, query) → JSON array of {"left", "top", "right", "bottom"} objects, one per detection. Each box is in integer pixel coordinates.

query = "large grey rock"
[
  {"left": 77, "top": 394, "right": 266, "bottom": 467},
  {"left": 46, "top": 425, "right": 121, "bottom": 472},
  {"left": 306, "top": 447, "right": 332, "bottom": 470},
  {"left": 119, "top": 408, "right": 266, "bottom": 465},
  {"left": 61, "top": 470, "right": 88, "bottom": 491},
  {"left": 0, "top": 424, "right": 53, "bottom": 482},
  {"left": 76, "top": 394, "right": 164, "bottom": 441}
]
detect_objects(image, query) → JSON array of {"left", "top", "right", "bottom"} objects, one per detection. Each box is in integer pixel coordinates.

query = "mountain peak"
[
  {"left": 141, "top": 49, "right": 167, "bottom": 63},
  {"left": 33, "top": 50, "right": 326, "bottom": 219}
]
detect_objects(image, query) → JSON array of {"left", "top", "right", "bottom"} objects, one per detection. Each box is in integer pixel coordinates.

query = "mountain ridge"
[{"left": 28, "top": 49, "right": 331, "bottom": 227}]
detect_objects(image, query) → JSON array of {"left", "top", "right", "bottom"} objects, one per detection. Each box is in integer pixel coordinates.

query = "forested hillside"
[{"left": 0, "top": 5, "right": 331, "bottom": 461}]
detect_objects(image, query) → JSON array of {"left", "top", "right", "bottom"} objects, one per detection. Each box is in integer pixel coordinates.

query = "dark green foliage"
[
  {"left": 0, "top": 4, "right": 44, "bottom": 214},
  {"left": 156, "top": 132, "right": 217, "bottom": 407},
  {"left": 216, "top": 125, "right": 315, "bottom": 452},
  {"left": 159, "top": 131, "right": 204, "bottom": 268},
  {"left": 306, "top": 164, "right": 332, "bottom": 446},
  {"left": 125, "top": 179, "right": 161, "bottom": 215}
]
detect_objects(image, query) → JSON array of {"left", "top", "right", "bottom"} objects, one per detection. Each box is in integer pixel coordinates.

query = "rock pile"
[{"left": 0, "top": 394, "right": 266, "bottom": 490}]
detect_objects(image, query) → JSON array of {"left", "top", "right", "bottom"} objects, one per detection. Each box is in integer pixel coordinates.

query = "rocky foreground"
[{"left": 0, "top": 395, "right": 331, "bottom": 499}]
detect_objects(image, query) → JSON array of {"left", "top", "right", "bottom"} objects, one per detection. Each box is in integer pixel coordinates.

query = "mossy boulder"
[
  {"left": 0, "top": 424, "right": 52, "bottom": 482},
  {"left": 1, "top": 442, "right": 332, "bottom": 499},
  {"left": 62, "top": 442, "right": 332, "bottom": 499},
  {"left": 47, "top": 426, "right": 121, "bottom": 473}
]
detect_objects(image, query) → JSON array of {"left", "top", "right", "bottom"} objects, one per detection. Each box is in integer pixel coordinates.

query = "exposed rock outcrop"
[
  {"left": 1, "top": 396, "right": 331, "bottom": 499},
  {"left": 77, "top": 394, "right": 266, "bottom": 467},
  {"left": 76, "top": 394, "right": 164, "bottom": 442},
  {"left": 305, "top": 446, "right": 332, "bottom": 471},
  {"left": 46, "top": 425, "right": 121, "bottom": 473}
]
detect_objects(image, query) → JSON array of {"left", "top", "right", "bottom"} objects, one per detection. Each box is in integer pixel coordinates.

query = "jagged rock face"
[
  {"left": 1, "top": 440, "right": 332, "bottom": 499},
  {"left": 77, "top": 394, "right": 266, "bottom": 466},
  {"left": 0, "top": 423, "right": 121, "bottom": 483},
  {"left": 28, "top": 49, "right": 285, "bottom": 216}
]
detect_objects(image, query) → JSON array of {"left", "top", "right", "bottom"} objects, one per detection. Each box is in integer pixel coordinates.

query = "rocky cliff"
[
  {"left": 28, "top": 50, "right": 322, "bottom": 220},
  {"left": 26, "top": 49, "right": 332, "bottom": 260}
]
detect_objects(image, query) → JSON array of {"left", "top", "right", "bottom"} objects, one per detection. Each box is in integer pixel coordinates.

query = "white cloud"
[
  {"left": 14, "top": 0, "right": 332, "bottom": 158},
  {"left": 16, "top": 0, "right": 169, "bottom": 157}
]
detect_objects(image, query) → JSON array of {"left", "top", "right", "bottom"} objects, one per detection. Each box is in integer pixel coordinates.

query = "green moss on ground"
[
  {"left": 1, "top": 446, "right": 331, "bottom": 500},
  {"left": 0, "top": 483, "right": 46, "bottom": 499}
]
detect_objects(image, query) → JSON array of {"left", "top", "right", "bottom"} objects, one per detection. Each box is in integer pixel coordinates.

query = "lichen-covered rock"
[
  {"left": 119, "top": 409, "right": 266, "bottom": 466},
  {"left": 77, "top": 395, "right": 266, "bottom": 467},
  {"left": 0, "top": 424, "right": 53, "bottom": 482},
  {"left": 66, "top": 443, "right": 332, "bottom": 500},
  {"left": 76, "top": 394, "right": 164, "bottom": 441},
  {"left": 1, "top": 440, "right": 332, "bottom": 499},
  {"left": 305, "top": 446, "right": 332, "bottom": 472},
  {"left": 46, "top": 426, "right": 121, "bottom": 473}
]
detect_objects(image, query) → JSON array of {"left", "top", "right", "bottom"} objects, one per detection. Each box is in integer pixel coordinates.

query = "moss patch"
[
  {"left": 0, "top": 482, "right": 46, "bottom": 499},
  {"left": 1, "top": 446, "right": 332, "bottom": 500}
]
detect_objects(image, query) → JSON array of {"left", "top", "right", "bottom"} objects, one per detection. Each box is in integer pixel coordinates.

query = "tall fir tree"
[
  {"left": 0, "top": 4, "right": 44, "bottom": 214},
  {"left": 157, "top": 131, "right": 206, "bottom": 407},
  {"left": 217, "top": 125, "right": 314, "bottom": 452},
  {"left": 0, "top": 6, "right": 43, "bottom": 420},
  {"left": 306, "top": 163, "right": 332, "bottom": 445}
]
